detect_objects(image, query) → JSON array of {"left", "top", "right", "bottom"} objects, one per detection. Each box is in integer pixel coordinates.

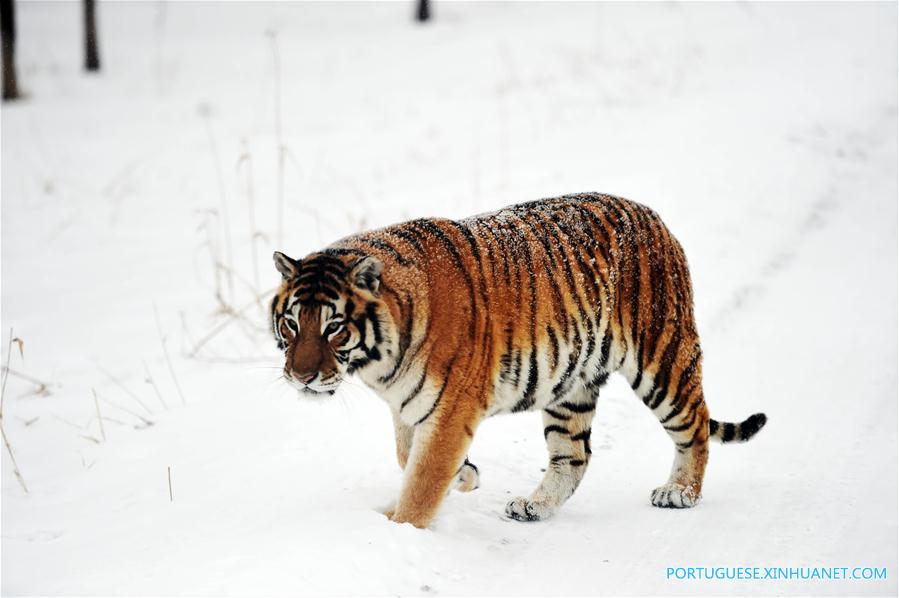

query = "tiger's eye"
[{"left": 324, "top": 322, "right": 342, "bottom": 337}]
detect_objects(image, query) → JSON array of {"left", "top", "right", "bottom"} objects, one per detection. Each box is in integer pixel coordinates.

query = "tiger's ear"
[
  {"left": 350, "top": 256, "right": 383, "bottom": 294},
  {"left": 273, "top": 251, "right": 299, "bottom": 280}
]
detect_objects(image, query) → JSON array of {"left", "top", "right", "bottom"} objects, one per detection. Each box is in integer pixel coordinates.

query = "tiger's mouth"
[
  {"left": 285, "top": 374, "right": 341, "bottom": 397},
  {"left": 298, "top": 386, "right": 337, "bottom": 397}
]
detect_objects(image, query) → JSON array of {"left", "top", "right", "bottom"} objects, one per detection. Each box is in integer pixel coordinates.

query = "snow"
[{"left": 1, "top": 1, "right": 896, "bottom": 595}]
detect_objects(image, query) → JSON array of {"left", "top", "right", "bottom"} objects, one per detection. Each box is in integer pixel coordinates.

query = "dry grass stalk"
[
  {"left": 94, "top": 392, "right": 154, "bottom": 428},
  {"left": 142, "top": 360, "right": 168, "bottom": 411},
  {"left": 179, "top": 311, "right": 201, "bottom": 355},
  {"left": 188, "top": 286, "right": 277, "bottom": 357},
  {"left": 1, "top": 328, "right": 29, "bottom": 493},
  {"left": 197, "top": 210, "right": 226, "bottom": 309},
  {"left": 99, "top": 366, "right": 153, "bottom": 415},
  {"left": 92, "top": 389, "right": 106, "bottom": 442},
  {"left": 214, "top": 261, "right": 263, "bottom": 307},
  {"left": 154, "top": 303, "right": 187, "bottom": 406},
  {"left": 0, "top": 427, "right": 28, "bottom": 492},
  {"left": 0, "top": 366, "right": 52, "bottom": 396},
  {"left": 167, "top": 466, "right": 173, "bottom": 501},
  {"left": 199, "top": 105, "right": 236, "bottom": 305},
  {"left": 189, "top": 355, "right": 273, "bottom": 365},
  {"left": 237, "top": 139, "right": 262, "bottom": 300},
  {"left": 0, "top": 331, "right": 13, "bottom": 413},
  {"left": 267, "top": 29, "right": 287, "bottom": 250},
  {"left": 52, "top": 414, "right": 86, "bottom": 431}
]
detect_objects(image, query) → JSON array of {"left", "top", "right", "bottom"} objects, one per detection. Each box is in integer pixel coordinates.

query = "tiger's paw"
[
  {"left": 380, "top": 499, "right": 397, "bottom": 520},
  {"left": 505, "top": 497, "right": 554, "bottom": 521},
  {"left": 650, "top": 483, "right": 700, "bottom": 508},
  {"left": 454, "top": 460, "right": 480, "bottom": 493}
]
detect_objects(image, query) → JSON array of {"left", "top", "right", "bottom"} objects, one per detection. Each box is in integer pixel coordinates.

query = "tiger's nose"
[{"left": 296, "top": 372, "right": 317, "bottom": 384}]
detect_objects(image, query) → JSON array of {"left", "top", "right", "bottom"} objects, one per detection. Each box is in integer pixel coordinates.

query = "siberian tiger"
[{"left": 271, "top": 192, "right": 767, "bottom": 528}]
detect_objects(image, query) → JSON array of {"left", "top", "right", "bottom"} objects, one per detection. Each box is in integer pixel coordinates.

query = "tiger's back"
[{"left": 343, "top": 194, "right": 697, "bottom": 418}]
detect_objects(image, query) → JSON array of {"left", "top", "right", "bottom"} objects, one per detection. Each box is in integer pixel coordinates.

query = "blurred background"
[{"left": 1, "top": 2, "right": 896, "bottom": 595}]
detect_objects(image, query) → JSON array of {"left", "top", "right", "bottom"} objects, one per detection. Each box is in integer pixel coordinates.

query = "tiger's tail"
[{"left": 709, "top": 413, "right": 767, "bottom": 444}]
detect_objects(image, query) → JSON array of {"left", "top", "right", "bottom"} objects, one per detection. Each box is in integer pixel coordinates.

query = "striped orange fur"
[{"left": 272, "top": 192, "right": 767, "bottom": 528}]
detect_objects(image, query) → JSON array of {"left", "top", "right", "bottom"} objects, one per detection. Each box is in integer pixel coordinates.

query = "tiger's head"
[{"left": 271, "top": 250, "right": 388, "bottom": 396}]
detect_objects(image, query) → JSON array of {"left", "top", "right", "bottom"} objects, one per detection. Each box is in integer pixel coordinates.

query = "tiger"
[{"left": 270, "top": 192, "right": 767, "bottom": 528}]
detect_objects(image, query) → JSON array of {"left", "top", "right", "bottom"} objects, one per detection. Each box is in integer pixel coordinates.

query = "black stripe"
[
  {"left": 642, "top": 212, "right": 668, "bottom": 365},
  {"left": 354, "top": 237, "right": 412, "bottom": 267},
  {"left": 365, "top": 302, "right": 383, "bottom": 344},
  {"left": 721, "top": 422, "right": 737, "bottom": 442},
  {"left": 410, "top": 220, "right": 478, "bottom": 340},
  {"left": 414, "top": 354, "right": 458, "bottom": 426},
  {"left": 546, "top": 325, "right": 559, "bottom": 373},
  {"left": 540, "top": 207, "right": 604, "bottom": 314},
  {"left": 543, "top": 425, "right": 569, "bottom": 438},
  {"left": 518, "top": 214, "right": 571, "bottom": 331},
  {"left": 550, "top": 321, "right": 582, "bottom": 402},
  {"left": 477, "top": 219, "right": 512, "bottom": 286},
  {"left": 663, "top": 400, "right": 701, "bottom": 432},
  {"left": 379, "top": 291, "right": 413, "bottom": 385},
  {"left": 570, "top": 429, "right": 591, "bottom": 442},
  {"left": 446, "top": 221, "right": 493, "bottom": 368},
  {"left": 660, "top": 349, "right": 702, "bottom": 421},
  {"left": 384, "top": 229, "right": 427, "bottom": 254},
  {"left": 502, "top": 217, "right": 540, "bottom": 412},
  {"left": 544, "top": 407, "right": 570, "bottom": 421},
  {"left": 511, "top": 349, "right": 539, "bottom": 412},
  {"left": 585, "top": 370, "right": 609, "bottom": 393},
  {"left": 648, "top": 328, "right": 683, "bottom": 410},
  {"left": 676, "top": 422, "right": 704, "bottom": 449},
  {"left": 599, "top": 326, "right": 612, "bottom": 370},
  {"left": 400, "top": 367, "right": 428, "bottom": 410},
  {"left": 555, "top": 400, "right": 595, "bottom": 414}
]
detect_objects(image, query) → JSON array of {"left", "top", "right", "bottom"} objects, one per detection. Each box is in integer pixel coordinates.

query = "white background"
[{"left": 2, "top": 2, "right": 896, "bottom": 595}]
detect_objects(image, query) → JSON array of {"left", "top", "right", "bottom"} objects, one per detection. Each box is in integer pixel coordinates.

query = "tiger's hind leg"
[
  {"left": 636, "top": 339, "right": 710, "bottom": 509},
  {"left": 505, "top": 387, "right": 599, "bottom": 521},
  {"left": 455, "top": 458, "right": 480, "bottom": 492}
]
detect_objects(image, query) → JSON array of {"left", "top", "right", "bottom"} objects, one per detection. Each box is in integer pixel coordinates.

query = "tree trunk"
[
  {"left": 83, "top": 0, "right": 100, "bottom": 71},
  {"left": 1, "top": 0, "right": 19, "bottom": 100},
  {"left": 415, "top": 0, "right": 430, "bottom": 22}
]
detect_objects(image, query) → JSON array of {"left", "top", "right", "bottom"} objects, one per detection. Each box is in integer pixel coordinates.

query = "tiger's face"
[{"left": 271, "top": 250, "right": 386, "bottom": 396}]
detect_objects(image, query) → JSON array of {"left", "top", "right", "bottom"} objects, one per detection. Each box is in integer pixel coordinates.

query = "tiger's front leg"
[
  {"left": 392, "top": 410, "right": 480, "bottom": 492},
  {"left": 392, "top": 411, "right": 414, "bottom": 469},
  {"left": 389, "top": 402, "right": 481, "bottom": 528}
]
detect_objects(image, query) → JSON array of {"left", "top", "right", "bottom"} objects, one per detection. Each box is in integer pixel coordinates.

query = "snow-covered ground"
[{"left": 2, "top": 2, "right": 896, "bottom": 595}]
